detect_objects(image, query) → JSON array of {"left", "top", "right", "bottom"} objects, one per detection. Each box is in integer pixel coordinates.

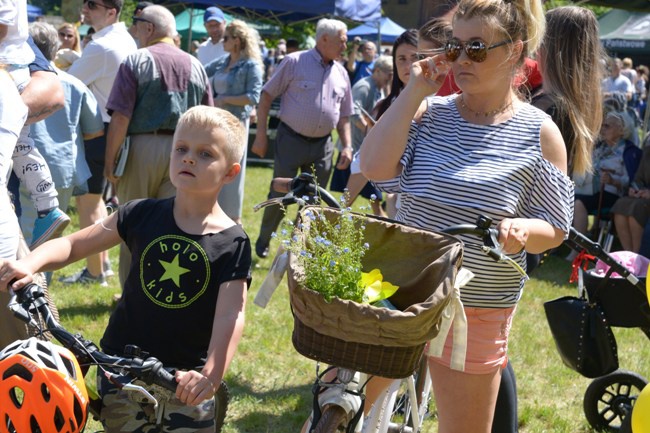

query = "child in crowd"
[
  {"left": 0, "top": 0, "right": 70, "bottom": 248},
  {"left": 0, "top": 106, "right": 252, "bottom": 432}
]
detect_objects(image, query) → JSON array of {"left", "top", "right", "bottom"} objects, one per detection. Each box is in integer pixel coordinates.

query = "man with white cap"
[{"left": 196, "top": 6, "right": 226, "bottom": 65}]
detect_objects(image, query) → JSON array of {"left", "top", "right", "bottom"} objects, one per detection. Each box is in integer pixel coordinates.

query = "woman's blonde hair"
[
  {"left": 226, "top": 19, "right": 262, "bottom": 64},
  {"left": 57, "top": 23, "right": 81, "bottom": 53},
  {"left": 175, "top": 106, "right": 245, "bottom": 165},
  {"left": 540, "top": 6, "right": 603, "bottom": 176},
  {"left": 454, "top": 0, "right": 545, "bottom": 64}
]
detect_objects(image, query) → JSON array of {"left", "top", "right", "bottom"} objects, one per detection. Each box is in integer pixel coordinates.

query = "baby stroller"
[{"left": 546, "top": 229, "right": 650, "bottom": 432}]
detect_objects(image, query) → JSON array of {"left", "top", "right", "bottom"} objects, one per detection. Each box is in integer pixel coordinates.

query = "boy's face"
[{"left": 170, "top": 125, "right": 239, "bottom": 195}]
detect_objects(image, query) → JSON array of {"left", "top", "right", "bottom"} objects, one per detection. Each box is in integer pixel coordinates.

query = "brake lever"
[
  {"left": 105, "top": 371, "right": 160, "bottom": 409},
  {"left": 253, "top": 196, "right": 291, "bottom": 212}
]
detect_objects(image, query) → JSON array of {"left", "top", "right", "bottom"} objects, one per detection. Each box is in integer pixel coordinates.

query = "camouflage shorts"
[{"left": 98, "top": 373, "right": 216, "bottom": 433}]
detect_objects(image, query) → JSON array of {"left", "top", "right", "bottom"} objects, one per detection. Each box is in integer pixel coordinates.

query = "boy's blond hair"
[{"left": 176, "top": 106, "right": 245, "bottom": 165}]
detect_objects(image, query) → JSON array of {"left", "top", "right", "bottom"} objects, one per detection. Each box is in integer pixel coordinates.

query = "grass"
[{"left": 45, "top": 164, "right": 650, "bottom": 432}]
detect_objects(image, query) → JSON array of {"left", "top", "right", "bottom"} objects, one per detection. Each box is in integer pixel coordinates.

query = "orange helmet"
[{"left": 0, "top": 338, "right": 88, "bottom": 433}]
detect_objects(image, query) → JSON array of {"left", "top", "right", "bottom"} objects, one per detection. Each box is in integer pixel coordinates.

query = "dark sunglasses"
[
  {"left": 132, "top": 16, "right": 153, "bottom": 24},
  {"left": 84, "top": 0, "right": 113, "bottom": 10},
  {"left": 223, "top": 35, "right": 235, "bottom": 42},
  {"left": 444, "top": 37, "right": 511, "bottom": 63},
  {"left": 59, "top": 32, "right": 75, "bottom": 39}
]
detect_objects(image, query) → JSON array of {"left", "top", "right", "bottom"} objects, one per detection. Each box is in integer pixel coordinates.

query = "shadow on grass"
[
  {"left": 224, "top": 374, "right": 314, "bottom": 432},
  {"left": 57, "top": 302, "right": 115, "bottom": 319}
]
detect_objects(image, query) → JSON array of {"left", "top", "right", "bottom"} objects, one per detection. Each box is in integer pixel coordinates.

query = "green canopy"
[
  {"left": 599, "top": 9, "right": 650, "bottom": 56},
  {"left": 175, "top": 8, "right": 280, "bottom": 44}
]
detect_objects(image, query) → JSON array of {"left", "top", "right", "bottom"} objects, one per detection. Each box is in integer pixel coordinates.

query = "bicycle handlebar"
[
  {"left": 7, "top": 284, "right": 178, "bottom": 392},
  {"left": 258, "top": 174, "right": 528, "bottom": 279}
]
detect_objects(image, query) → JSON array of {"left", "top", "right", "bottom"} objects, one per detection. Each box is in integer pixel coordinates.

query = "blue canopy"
[
  {"left": 27, "top": 4, "right": 43, "bottom": 22},
  {"left": 159, "top": 0, "right": 381, "bottom": 24},
  {"left": 347, "top": 16, "right": 406, "bottom": 44}
]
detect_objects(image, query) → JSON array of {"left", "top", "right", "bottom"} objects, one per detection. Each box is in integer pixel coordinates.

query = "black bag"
[{"left": 543, "top": 295, "right": 618, "bottom": 378}]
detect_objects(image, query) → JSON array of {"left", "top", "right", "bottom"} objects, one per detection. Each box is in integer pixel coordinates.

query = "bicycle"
[
  {"left": 254, "top": 173, "right": 527, "bottom": 433},
  {"left": 1, "top": 283, "right": 230, "bottom": 432}
]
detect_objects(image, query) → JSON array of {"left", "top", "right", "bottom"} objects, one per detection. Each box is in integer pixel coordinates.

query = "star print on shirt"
[{"left": 158, "top": 254, "right": 191, "bottom": 287}]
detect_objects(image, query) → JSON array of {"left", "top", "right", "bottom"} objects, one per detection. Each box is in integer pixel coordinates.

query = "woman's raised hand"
[{"left": 405, "top": 54, "right": 450, "bottom": 99}]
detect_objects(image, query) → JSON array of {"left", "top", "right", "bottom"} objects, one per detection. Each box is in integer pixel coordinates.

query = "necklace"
[{"left": 459, "top": 95, "right": 512, "bottom": 117}]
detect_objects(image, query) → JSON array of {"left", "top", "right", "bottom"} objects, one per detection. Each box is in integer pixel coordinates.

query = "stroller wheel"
[{"left": 583, "top": 370, "right": 648, "bottom": 432}]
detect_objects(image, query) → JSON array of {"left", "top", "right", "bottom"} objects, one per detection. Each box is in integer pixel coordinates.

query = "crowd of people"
[{"left": 0, "top": 0, "right": 649, "bottom": 432}]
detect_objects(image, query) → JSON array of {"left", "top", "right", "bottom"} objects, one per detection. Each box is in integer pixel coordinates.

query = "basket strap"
[
  {"left": 253, "top": 246, "right": 288, "bottom": 308},
  {"left": 428, "top": 267, "right": 474, "bottom": 372}
]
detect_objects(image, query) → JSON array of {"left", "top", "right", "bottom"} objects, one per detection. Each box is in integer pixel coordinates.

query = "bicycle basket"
[{"left": 288, "top": 207, "right": 463, "bottom": 378}]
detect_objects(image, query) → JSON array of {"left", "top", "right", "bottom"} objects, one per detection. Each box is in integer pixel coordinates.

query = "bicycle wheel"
[
  {"left": 583, "top": 370, "right": 648, "bottom": 432},
  {"left": 215, "top": 380, "right": 230, "bottom": 432},
  {"left": 313, "top": 405, "right": 349, "bottom": 433},
  {"left": 389, "top": 359, "right": 432, "bottom": 432}
]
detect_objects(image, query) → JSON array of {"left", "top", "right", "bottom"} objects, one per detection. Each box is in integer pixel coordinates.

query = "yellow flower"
[{"left": 361, "top": 269, "right": 399, "bottom": 304}]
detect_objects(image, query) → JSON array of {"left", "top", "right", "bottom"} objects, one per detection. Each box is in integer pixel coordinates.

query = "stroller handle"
[{"left": 567, "top": 228, "right": 644, "bottom": 291}]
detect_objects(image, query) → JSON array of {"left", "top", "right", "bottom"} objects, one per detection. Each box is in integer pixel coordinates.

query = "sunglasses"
[
  {"left": 444, "top": 37, "right": 512, "bottom": 63},
  {"left": 59, "top": 32, "right": 75, "bottom": 39},
  {"left": 132, "top": 16, "right": 153, "bottom": 25},
  {"left": 84, "top": 0, "right": 113, "bottom": 10},
  {"left": 223, "top": 35, "right": 235, "bottom": 42}
]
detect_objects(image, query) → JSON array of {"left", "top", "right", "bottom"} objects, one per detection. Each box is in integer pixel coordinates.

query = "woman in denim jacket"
[{"left": 205, "top": 19, "right": 263, "bottom": 225}]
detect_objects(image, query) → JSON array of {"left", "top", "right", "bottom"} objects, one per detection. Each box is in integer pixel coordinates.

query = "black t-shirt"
[{"left": 101, "top": 198, "right": 252, "bottom": 369}]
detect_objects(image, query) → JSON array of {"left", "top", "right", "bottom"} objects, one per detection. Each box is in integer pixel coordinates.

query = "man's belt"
[
  {"left": 279, "top": 122, "right": 330, "bottom": 142},
  {"left": 131, "top": 129, "right": 176, "bottom": 136}
]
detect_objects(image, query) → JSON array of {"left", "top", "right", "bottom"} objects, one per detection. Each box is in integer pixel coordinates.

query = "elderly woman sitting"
[{"left": 572, "top": 111, "right": 631, "bottom": 237}]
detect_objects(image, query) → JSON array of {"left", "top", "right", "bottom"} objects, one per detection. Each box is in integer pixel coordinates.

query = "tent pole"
[{"left": 187, "top": 5, "right": 193, "bottom": 53}]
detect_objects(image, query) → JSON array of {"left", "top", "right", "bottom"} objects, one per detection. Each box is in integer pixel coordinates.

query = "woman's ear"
[{"left": 510, "top": 40, "right": 524, "bottom": 64}]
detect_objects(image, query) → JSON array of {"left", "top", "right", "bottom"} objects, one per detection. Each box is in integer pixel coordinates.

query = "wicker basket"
[
  {"left": 288, "top": 207, "right": 463, "bottom": 378},
  {"left": 292, "top": 313, "right": 426, "bottom": 378}
]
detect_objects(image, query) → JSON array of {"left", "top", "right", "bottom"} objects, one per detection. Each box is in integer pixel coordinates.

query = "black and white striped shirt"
[{"left": 375, "top": 95, "right": 574, "bottom": 308}]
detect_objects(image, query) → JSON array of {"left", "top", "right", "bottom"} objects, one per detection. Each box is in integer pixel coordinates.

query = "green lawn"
[{"left": 46, "top": 164, "right": 650, "bottom": 432}]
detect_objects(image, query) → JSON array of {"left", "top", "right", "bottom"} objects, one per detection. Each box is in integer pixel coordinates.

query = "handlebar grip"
[
  {"left": 271, "top": 177, "right": 294, "bottom": 194},
  {"left": 151, "top": 361, "right": 178, "bottom": 392}
]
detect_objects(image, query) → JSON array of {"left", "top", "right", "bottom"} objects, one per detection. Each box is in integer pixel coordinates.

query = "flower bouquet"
[{"left": 285, "top": 205, "right": 463, "bottom": 378}]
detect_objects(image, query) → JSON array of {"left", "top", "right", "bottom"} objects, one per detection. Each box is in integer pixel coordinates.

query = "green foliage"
[
  {"left": 278, "top": 202, "right": 368, "bottom": 302},
  {"left": 543, "top": 0, "right": 611, "bottom": 17}
]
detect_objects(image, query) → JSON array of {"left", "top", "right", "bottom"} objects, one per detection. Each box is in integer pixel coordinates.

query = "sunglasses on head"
[
  {"left": 444, "top": 37, "right": 512, "bottom": 63},
  {"left": 84, "top": 0, "right": 113, "bottom": 10},
  {"left": 132, "top": 16, "right": 153, "bottom": 24}
]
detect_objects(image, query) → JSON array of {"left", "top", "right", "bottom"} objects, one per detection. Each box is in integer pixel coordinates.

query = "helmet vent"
[
  {"left": 3, "top": 363, "right": 33, "bottom": 381},
  {"left": 40, "top": 383, "right": 51, "bottom": 402},
  {"left": 5, "top": 414, "right": 16, "bottom": 433},
  {"left": 29, "top": 415, "right": 43, "bottom": 432},
  {"left": 53, "top": 407, "right": 65, "bottom": 432},
  {"left": 8, "top": 386, "right": 25, "bottom": 409}
]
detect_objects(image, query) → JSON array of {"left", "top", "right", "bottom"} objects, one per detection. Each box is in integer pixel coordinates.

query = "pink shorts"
[{"left": 429, "top": 305, "right": 517, "bottom": 374}]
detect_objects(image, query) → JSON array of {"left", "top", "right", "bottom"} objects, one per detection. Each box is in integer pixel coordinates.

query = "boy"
[{"left": 0, "top": 106, "right": 251, "bottom": 432}]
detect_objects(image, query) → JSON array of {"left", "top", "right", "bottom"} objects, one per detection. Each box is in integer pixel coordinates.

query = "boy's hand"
[
  {"left": 0, "top": 260, "right": 34, "bottom": 291},
  {"left": 175, "top": 370, "right": 218, "bottom": 406}
]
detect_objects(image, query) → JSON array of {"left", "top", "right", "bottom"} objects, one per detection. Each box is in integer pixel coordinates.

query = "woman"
[
  {"left": 343, "top": 29, "right": 419, "bottom": 216},
  {"left": 360, "top": 0, "right": 573, "bottom": 432},
  {"left": 534, "top": 6, "right": 603, "bottom": 178},
  {"left": 612, "top": 141, "right": 650, "bottom": 253},
  {"left": 54, "top": 23, "right": 81, "bottom": 70},
  {"left": 204, "top": 20, "right": 263, "bottom": 225},
  {"left": 573, "top": 111, "right": 630, "bottom": 237}
]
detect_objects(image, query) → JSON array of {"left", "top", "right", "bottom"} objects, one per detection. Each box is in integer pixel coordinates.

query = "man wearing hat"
[
  {"left": 128, "top": 1, "right": 153, "bottom": 39},
  {"left": 196, "top": 6, "right": 226, "bottom": 66}
]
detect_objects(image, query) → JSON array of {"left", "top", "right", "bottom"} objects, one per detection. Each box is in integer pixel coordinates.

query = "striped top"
[{"left": 374, "top": 95, "right": 574, "bottom": 308}]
